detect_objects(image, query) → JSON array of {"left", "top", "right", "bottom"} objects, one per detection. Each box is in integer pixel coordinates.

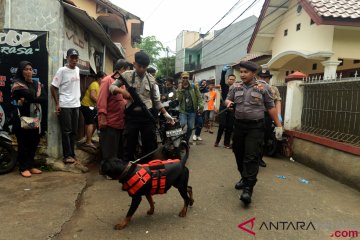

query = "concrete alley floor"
[{"left": 0, "top": 130, "right": 359, "bottom": 240}]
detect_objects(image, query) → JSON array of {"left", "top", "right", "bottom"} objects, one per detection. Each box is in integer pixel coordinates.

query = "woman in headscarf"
[{"left": 11, "top": 61, "right": 47, "bottom": 177}]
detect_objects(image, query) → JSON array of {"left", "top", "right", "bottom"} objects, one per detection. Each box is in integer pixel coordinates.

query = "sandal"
[
  {"left": 30, "top": 168, "right": 42, "bottom": 174},
  {"left": 63, "top": 157, "right": 76, "bottom": 164},
  {"left": 21, "top": 170, "right": 32, "bottom": 177},
  {"left": 83, "top": 143, "right": 97, "bottom": 149}
]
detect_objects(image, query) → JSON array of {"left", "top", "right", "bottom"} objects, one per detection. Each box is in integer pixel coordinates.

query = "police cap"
[
  {"left": 258, "top": 69, "right": 272, "bottom": 78},
  {"left": 135, "top": 51, "right": 150, "bottom": 66},
  {"left": 239, "top": 61, "right": 258, "bottom": 72}
]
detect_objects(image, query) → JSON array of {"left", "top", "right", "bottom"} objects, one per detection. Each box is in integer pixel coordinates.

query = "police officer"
[
  {"left": 225, "top": 61, "right": 283, "bottom": 205},
  {"left": 258, "top": 70, "right": 282, "bottom": 167},
  {"left": 110, "top": 51, "right": 174, "bottom": 162}
]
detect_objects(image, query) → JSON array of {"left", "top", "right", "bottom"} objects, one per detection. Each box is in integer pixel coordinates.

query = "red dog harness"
[{"left": 123, "top": 159, "right": 180, "bottom": 196}]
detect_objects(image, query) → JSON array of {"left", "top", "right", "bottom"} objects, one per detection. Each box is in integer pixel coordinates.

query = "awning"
[
  {"left": 97, "top": 14, "right": 127, "bottom": 32},
  {"left": 263, "top": 50, "right": 334, "bottom": 69},
  {"left": 62, "top": 2, "right": 123, "bottom": 59}
]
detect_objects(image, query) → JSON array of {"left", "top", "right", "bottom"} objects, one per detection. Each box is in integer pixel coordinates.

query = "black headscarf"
[{"left": 14, "top": 60, "right": 33, "bottom": 81}]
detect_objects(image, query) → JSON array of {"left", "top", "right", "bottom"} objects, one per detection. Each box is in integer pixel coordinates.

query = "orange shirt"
[{"left": 207, "top": 90, "right": 217, "bottom": 111}]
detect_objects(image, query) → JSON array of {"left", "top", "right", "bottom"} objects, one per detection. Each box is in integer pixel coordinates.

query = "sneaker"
[
  {"left": 192, "top": 135, "right": 197, "bottom": 141},
  {"left": 214, "top": 142, "right": 219, "bottom": 147},
  {"left": 197, "top": 136, "right": 202, "bottom": 141}
]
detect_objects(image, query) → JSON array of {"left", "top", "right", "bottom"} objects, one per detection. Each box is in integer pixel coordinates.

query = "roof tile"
[{"left": 307, "top": 0, "right": 360, "bottom": 19}]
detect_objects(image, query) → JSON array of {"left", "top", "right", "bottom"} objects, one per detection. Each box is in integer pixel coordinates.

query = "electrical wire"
[
  {"left": 144, "top": 0, "right": 166, "bottom": 21},
  {"left": 200, "top": 0, "right": 259, "bottom": 50},
  {"left": 165, "top": 0, "right": 255, "bottom": 59},
  {"left": 177, "top": 0, "right": 292, "bottom": 67},
  {"left": 187, "top": 0, "right": 250, "bottom": 48},
  {"left": 201, "top": 0, "right": 295, "bottom": 66},
  {"left": 176, "top": 0, "right": 260, "bottom": 62}
]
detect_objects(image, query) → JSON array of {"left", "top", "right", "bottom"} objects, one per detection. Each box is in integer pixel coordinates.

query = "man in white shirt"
[{"left": 50, "top": 48, "right": 81, "bottom": 164}]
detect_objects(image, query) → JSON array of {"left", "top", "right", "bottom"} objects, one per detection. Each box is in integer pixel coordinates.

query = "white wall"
[
  {"left": 271, "top": 0, "right": 334, "bottom": 56},
  {"left": 193, "top": 68, "right": 216, "bottom": 83}
]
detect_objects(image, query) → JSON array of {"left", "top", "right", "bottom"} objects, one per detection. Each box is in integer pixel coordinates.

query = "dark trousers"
[
  {"left": 232, "top": 120, "right": 264, "bottom": 187},
  {"left": 99, "top": 127, "right": 124, "bottom": 163},
  {"left": 262, "top": 112, "right": 273, "bottom": 158},
  {"left": 15, "top": 129, "right": 40, "bottom": 171},
  {"left": 263, "top": 112, "right": 273, "bottom": 145},
  {"left": 58, "top": 107, "right": 79, "bottom": 159},
  {"left": 194, "top": 113, "right": 204, "bottom": 136},
  {"left": 216, "top": 106, "right": 234, "bottom": 145},
  {"left": 123, "top": 116, "right": 157, "bottom": 163}
]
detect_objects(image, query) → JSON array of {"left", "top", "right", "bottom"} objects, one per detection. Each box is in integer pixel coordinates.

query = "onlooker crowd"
[{"left": 15, "top": 47, "right": 283, "bottom": 211}]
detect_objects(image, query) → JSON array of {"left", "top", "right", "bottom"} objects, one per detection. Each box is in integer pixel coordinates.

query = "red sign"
[{"left": 238, "top": 217, "right": 256, "bottom": 236}]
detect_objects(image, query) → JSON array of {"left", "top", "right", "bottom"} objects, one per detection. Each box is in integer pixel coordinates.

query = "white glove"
[
  {"left": 274, "top": 127, "right": 283, "bottom": 140},
  {"left": 163, "top": 112, "right": 175, "bottom": 124}
]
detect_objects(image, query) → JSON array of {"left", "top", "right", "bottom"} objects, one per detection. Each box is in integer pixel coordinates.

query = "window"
[
  {"left": 296, "top": 4, "right": 303, "bottom": 14},
  {"left": 284, "top": 29, "right": 288, "bottom": 36},
  {"left": 312, "top": 63, "right": 317, "bottom": 70},
  {"left": 189, "top": 54, "right": 192, "bottom": 64},
  {"left": 296, "top": 23, "right": 301, "bottom": 31},
  {"left": 353, "top": 60, "right": 360, "bottom": 64},
  {"left": 310, "top": 19, "right": 315, "bottom": 25}
]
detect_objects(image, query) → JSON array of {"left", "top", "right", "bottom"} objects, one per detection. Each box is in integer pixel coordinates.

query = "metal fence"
[{"left": 300, "top": 77, "right": 360, "bottom": 147}]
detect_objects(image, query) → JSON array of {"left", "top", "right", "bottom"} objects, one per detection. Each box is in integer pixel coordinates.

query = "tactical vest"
[{"left": 122, "top": 159, "right": 181, "bottom": 196}]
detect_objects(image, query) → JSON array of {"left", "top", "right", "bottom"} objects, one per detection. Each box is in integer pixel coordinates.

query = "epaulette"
[
  {"left": 233, "top": 82, "right": 244, "bottom": 88},
  {"left": 231, "top": 82, "right": 244, "bottom": 91}
]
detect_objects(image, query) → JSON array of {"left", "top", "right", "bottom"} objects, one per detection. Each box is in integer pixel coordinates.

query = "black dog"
[{"left": 101, "top": 157, "right": 194, "bottom": 230}]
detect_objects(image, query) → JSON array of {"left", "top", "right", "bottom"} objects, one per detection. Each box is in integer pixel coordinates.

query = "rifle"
[{"left": 111, "top": 72, "right": 156, "bottom": 124}]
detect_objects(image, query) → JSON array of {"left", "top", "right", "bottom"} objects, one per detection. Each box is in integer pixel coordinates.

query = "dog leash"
[
  {"left": 214, "top": 107, "right": 230, "bottom": 116},
  {"left": 215, "top": 102, "right": 236, "bottom": 116},
  {"left": 130, "top": 132, "right": 187, "bottom": 165}
]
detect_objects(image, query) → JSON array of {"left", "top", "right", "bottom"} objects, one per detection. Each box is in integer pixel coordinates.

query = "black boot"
[
  {"left": 240, "top": 187, "right": 253, "bottom": 205},
  {"left": 234, "top": 179, "right": 245, "bottom": 190},
  {"left": 259, "top": 159, "right": 267, "bottom": 167}
]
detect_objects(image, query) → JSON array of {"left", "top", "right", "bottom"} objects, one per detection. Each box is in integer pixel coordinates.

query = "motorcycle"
[
  {"left": 134, "top": 92, "right": 189, "bottom": 163},
  {"left": 158, "top": 92, "right": 189, "bottom": 162},
  {"left": 0, "top": 124, "right": 17, "bottom": 174}
]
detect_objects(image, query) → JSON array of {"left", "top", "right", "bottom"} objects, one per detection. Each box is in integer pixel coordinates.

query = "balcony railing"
[{"left": 185, "top": 63, "right": 201, "bottom": 71}]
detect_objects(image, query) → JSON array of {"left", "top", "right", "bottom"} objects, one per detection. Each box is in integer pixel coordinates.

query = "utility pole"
[{"left": 166, "top": 47, "right": 169, "bottom": 76}]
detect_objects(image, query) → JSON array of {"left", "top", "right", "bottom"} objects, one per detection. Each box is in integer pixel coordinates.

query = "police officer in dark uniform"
[
  {"left": 258, "top": 70, "right": 283, "bottom": 167},
  {"left": 225, "top": 61, "right": 283, "bottom": 205},
  {"left": 110, "top": 51, "right": 174, "bottom": 162}
]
